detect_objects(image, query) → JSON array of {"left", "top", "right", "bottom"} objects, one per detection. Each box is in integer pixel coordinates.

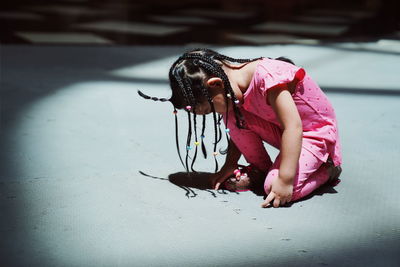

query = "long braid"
[
  {"left": 216, "top": 115, "right": 223, "bottom": 143},
  {"left": 219, "top": 69, "right": 246, "bottom": 129},
  {"left": 186, "top": 47, "right": 263, "bottom": 63},
  {"left": 138, "top": 90, "right": 169, "bottom": 102},
  {"left": 215, "top": 54, "right": 263, "bottom": 64},
  {"left": 183, "top": 77, "right": 197, "bottom": 173},
  {"left": 172, "top": 66, "right": 196, "bottom": 173},
  {"left": 185, "top": 110, "right": 192, "bottom": 172},
  {"left": 222, "top": 95, "right": 231, "bottom": 155},
  {"left": 199, "top": 82, "right": 219, "bottom": 172},
  {"left": 173, "top": 70, "right": 192, "bottom": 171},
  {"left": 211, "top": 103, "right": 219, "bottom": 172},
  {"left": 201, "top": 114, "right": 207, "bottom": 159},
  {"left": 190, "top": 112, "right": 199, "bottom": 172},
  {"left": 183, "top": 77, "right": 198, "bottom": 173},
  {"left": 173, "top": 71, "right": 190, "bottom": 105},
  {"left": 173, "top": 108, "right": 185, "bottom": 169}
]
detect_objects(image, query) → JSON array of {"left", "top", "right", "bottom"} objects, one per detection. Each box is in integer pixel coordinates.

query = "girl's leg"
[
  {"left": 226, "top": 109, "right": 282, "bottom": 172},
  {"left": 264, "top": 148, "right": 330, "bottom": 201},
  {"left": 231, "top": 130, "right": 272, "bottom": 172}
]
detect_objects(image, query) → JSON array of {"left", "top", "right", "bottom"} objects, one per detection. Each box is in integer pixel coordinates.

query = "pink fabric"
[
  {"left": 223, "top": 57, "right": 342, "bottom": 200},
  {"left": 264, "top": 147, "right": 329, "bottom": 201}
]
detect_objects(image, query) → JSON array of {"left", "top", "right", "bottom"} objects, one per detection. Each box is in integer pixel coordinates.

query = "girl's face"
[
  {"left": 193, "top": 77, "right": 232, "bottom": 115},
  {"left": 194, "top": 86, "right": 231, "bottom": 115}
]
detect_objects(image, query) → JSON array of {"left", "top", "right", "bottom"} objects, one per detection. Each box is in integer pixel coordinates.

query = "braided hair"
[{"left": 138, "top": 48, "right": 293, "bottom": 173}]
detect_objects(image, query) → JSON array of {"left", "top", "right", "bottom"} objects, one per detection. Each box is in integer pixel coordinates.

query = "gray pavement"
[{"left": 1, "top": 44, "right": 400, "bottom": 266}]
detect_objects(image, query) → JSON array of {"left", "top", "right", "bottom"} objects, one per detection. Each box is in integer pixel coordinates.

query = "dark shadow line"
[
  {"left": 322, "top": 86, "right": 400, "bottom": 96},
  {"left": 168, "top": 171, "right": 244, "bottom": 198},
  {"left": 138, "top": 171, "right": 168, "bottom": 180},
  {"left": 104, "top": 75, "right": 169, "bottom": 85},
  {"left": 138, "top": 170, "right": 199, "bottom": 197},
  {"left": 204, "top": 189, "right": 217, "bottom": 198},
  {"left": 324, "top": 42, "right": 400, "bottom": 56},
  {"left": 178, "top": 184, "right": 198, "bottom": 198},
  {"left": 293, "top": 41, "right": 400, "bottom": 56}
]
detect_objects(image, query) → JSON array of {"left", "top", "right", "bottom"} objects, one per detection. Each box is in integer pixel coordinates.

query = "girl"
[{"left": 138, "top": 48, "right": 342, "bottom": 208}]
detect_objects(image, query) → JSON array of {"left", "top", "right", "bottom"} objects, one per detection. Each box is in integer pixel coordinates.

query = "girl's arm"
[
  {"left": 211, "top": 140, "right": 241, "bottom": 190},
  {"left": 262, "top": 85, "right": 302, "bottom": 207}
]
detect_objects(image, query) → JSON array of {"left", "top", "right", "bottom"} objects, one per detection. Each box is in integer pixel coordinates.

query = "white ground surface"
[{"left": 1, "top": 44, "right": 399, "bottom": 266}]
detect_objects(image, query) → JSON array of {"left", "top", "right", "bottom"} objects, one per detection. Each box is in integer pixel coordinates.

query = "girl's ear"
[{"left": 206, "top": 77, "right": 224, "bottom": 90}]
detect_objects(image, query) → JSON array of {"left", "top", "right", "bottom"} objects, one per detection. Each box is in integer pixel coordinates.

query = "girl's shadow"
[
  {"left": 168, "top": 171, "right": 212, "bottom": 190},
  {"left": 139, "top": 171, "right": 339, "bottom": 203},
  {"left": 139, "top": 170, "right": 219, "bottom": 198},
  {"left": 168, "top": 171, "right": 339, "bottom": 203},
  {"left": 168, "top": 171, "right": 265, "bottom": 198},
  {"left": 168, "top": 171, "right": 226, "bottom": 198}
]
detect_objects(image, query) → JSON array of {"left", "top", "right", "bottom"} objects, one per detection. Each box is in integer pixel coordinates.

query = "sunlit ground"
[{"left": 1, "top": 44, "right": 399, "bottom": 266}]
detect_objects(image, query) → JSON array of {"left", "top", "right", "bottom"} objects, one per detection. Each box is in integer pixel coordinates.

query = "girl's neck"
[{"left": 221, "top": 58, "right": 263, "bottom": 102}]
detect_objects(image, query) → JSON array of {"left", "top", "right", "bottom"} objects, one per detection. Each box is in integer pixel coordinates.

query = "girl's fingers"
[
  {"left": 214, "top": 183, "right": 219, "bottom": 190},
  {"left": 214, "top": 175, "right": 228, "bottom": 190},
  {"left": 218, "top": 169, "right": 237, "bottom": 188},
  {"left": 262, "top": 191, "right": 292, "bottom": 208},
  {"left": 210, "top": 176, "right": 218, "bottom": 188},
  {"left": 261, "top": 192, "right": 275, "bottom": 208},
  {"left": 212, "top": 177, "right": 220, "bottom": 189},
  {"left": 211, "top": 171, "right": 226, "bottom": 188},
  {"left": 273, "top": 198, "right": 280, "bottom": 208}
]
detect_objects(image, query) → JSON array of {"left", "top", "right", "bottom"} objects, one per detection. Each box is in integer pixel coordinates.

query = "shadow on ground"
[{"left": 140, "top": 170, "right": 340, "bottom": 204}]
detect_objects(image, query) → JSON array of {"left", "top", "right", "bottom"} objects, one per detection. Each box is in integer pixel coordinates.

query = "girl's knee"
[
  {"left": 292, "top": 166, "right": 330, "bottom": 200},
  {"left": 263, "top": 168, "right": 279, "bottom": 194}
]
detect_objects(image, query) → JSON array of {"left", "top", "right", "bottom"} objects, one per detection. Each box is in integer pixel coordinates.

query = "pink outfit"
[{"left": 224, "top": 57, "right": 342, "bottom": 201}]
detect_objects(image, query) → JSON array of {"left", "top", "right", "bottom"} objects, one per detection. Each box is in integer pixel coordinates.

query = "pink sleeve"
[{"left": 258, "top": 59, "right": 306, "bottom": 96}]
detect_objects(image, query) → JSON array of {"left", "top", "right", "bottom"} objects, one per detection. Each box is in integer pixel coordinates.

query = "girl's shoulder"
[
  {"left": 257, "top": 57, "right": 303, "bottom": 76},
  {"left": 254, "top": 58, "right": 306, "bottom": 94}
]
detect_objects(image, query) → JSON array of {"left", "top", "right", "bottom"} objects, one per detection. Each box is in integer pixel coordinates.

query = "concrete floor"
[{"left": 1, "top": 44, "right": 400, "bottom": 266}]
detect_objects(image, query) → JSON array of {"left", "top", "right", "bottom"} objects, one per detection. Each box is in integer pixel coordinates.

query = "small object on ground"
[{"left": 223, "top": 165, "right": 266, "bottom": 193}]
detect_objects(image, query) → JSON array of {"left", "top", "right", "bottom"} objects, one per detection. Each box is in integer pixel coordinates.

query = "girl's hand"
[
  {"left": 210, "top": 165, "right": 238, "bottom": 190},
  {"left": 261, "top": 177, "right": 293, "bottom": 208}
]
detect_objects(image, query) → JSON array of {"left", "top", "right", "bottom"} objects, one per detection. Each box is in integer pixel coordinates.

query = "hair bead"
[
  {"left": 194, "top": 141, "right": 200, "bottom": 146},
  {"left": 213, "top": 151, "right": 218, "bottom": 156},
  {"left": 186, "top": 105, "right": 192, "bottom": 111},
  {"left": 187, "top": 146, "right": 192, "bottom": 150},
  {"left": 234, "top": 99, "right": 240, "bottom": 104},
  {"left": 233, "top": 169, "right": 241, "bottom": 177},
  {"left": 225, "top": 128, "right": 230, "bottom": 133}
]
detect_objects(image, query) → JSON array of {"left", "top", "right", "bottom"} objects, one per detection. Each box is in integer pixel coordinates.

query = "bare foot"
[
  {"left": 224, "top": 174, "right": 251, "bottom": 192},
  {"left": 326, "top": 159, "right": 342, "bottom": 186},
  {"left": 223, "top": 165, "right": 266, "bottom": 192}
]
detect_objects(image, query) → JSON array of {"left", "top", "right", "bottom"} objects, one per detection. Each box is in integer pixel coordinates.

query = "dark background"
[{"left": 1, "top": 0, "right": 399, "bottom": 45}]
